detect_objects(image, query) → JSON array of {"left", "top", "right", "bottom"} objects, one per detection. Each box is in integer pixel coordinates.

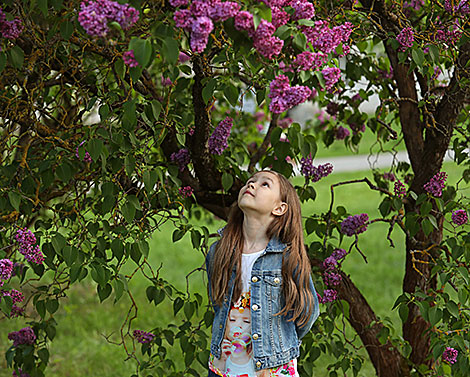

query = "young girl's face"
[
  {"left": 226, "top": 308, "right": 251, "bottom": 341},
  {"left": 238, "top": 171, "right": 286, "bottom": 218}
]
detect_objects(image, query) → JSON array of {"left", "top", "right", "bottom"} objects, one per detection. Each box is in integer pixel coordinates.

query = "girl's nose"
[{"left": 248, "top": 181, "right": 255, "bottom": 189}]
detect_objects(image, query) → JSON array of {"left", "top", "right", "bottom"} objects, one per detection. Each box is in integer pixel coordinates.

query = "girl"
[{"left": 205, "top": 170, "right": 320, "bottom": 377}]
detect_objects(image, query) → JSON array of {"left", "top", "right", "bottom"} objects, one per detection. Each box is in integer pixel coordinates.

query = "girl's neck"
[{"left": 242, "top": 215, "right": 270, "bottom": 254}]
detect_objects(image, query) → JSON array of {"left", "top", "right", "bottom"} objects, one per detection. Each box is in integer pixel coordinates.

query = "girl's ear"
[{"left": 272, "top": 202, "right": 288, "bottom": 216}]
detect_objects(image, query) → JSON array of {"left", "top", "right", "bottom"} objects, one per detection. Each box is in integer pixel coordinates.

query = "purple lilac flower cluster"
[
  {"left": 78, "top": 0, "right": 139, "bottom": 37},
  {"left": 442, "top": 347, "right": 458, "bottom": 364},
  {"left": 434, "top": 24, "right": 462, "bottom": 46},
  {"left": 252, "top": 19, "right": 284, "bottom": 59},
  {"left": 300, "top": 156, "right": 333, "bottom": 182},
  {"left": 291, "top": 0, "right": 315, "bottom": 20},
  {"left": 341, "top": 213, "right": 369, "bottom": 236},
  {"left": 173, "top": 0, "right": 240, "bottom": 53},
  {"left": 8, "top": 327, "right": 36, "bottom": 347},
  {"left": 394, "top": 180, "right": 406, "bottom": 198},
  {"left": 0, "top": 259, "right": 13, "bottom": 287},
  {"left": 319, "top": 248, "right": 347, "bottom": 303},
  {"left": 179, "top": 186, "right": 194, "bottom": 197},
  {"left": 133, "top": 329, "right": 155, "bottom": 344},
  {"left": 321, "top": 67, "right": 342, "bottom": 91},
  {"left": 268, "top": 75, "right": 312, "bottom": 114},
  {"left": 451, "top": 209, "right": 468, "bottom": 226},
  {"left": 13, "top": 368, "right": 30, "bottom": 377},
  {"left": 15, "top": 228, "right": 44, "bottom": 265},
  {"left": 403, "top": 0, "right": 424, "bottom": 10},
  {"left": 291, "top": 51, "right": 328, "bottom": 71},
  {"left": 0, "top": 8, "right": 24, "bottom": 39},
  {"left": 271, "top": 7, "right": 290, "bottom": 28},
  {"left": 170, "top": 0, "right": 188, "bottom": 7},
  {"left": 335, "top": 126, "right": 350, "bottom": 140},
  {"left": 75, "top": 141, "right": 92, "bottom": 163},
  {"left": 123, "top": 50, "right": 139, "bottom": 67},
  {"left": 208, "top": 117, "right": 233, "bottom": 155},
  {"left": 170, "top": 148, "right": 191, "bottom": 171},
  {"left": 2, "top": 289, "right": 24, "bottom": 304},
  {"left": 348, "top": 122, "right": 365, "bottom": 134},
  {"left": 444, "top": 0, "right": 469, "bottom": 14},
  {"left": 300, "top": 21, "right": 353, "bottom": 55},
  {"left": 423, "top": 171, "right": 447, "bottom": 197},
  {"left": 378, "top": 66, "right": 393, "bottom": 80},
  {"left": 396, "top": 27, "right": 414, "bottom": 51}
]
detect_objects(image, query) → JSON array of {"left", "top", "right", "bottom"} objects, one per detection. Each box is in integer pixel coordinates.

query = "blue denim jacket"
[{"left": 205, "top": 231, "right": 320, "bottom": 371}]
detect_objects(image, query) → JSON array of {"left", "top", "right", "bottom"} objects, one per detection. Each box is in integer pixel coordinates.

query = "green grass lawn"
[{"left": 0, "top": 159, "right": 465, "bottom": 377}]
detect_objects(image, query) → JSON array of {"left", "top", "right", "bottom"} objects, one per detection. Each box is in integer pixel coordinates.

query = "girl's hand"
[
  {"left": 220, "top": 339, "right": 232, "bottom": 360},
  {"left": 255, "top": 369, "right": 270, "bottom": 377}
]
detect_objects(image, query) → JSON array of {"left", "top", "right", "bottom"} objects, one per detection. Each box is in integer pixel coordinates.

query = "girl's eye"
[
  {"left": 262, "top": 182, "right": 269, "bottom": 187},
  {"left": 243, "top": 320, "right": 250, "bottom": 324}
]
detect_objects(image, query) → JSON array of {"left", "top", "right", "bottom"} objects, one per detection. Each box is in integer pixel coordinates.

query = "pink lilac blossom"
[
  {"left": 442, "top": 347, "right": 458, "bottom": 364},
  {"left": 451, "top": 209, "right": 468, "bottom": 226},
  {"left": 170, "top": 148, "right": 191, "bottom": 171},
  {"left": 123, "top": 50, "right": 139, "bottom": 67},
  {"left": 2, "top": 289, "right": 24, "bottom": 304},
  {"left": 179, "top": 186, "right": 194, "bottom": 197},
  {"left": 378, "top": 66, "right": 394, "bottom": 79},
  {"left": 15, "top": 228, "right": 44, "bottom": 264},
  {"left": 404, "top": 0, "right": 424, "bottom": 10},
  {"left": 320, "top": 289, "right": 338, "bottom": 303},
  {"left": 341, "top": 213, "right": 369, "bottom": 236},
  {"left": 300, "top": 157, "right": 333, "bottom": 182},
  {"left": 12, "top": 369, "right": 30, "bottom": 377},
  {"left": 256, "top": 123, "right": 264, "bottom": 132},
  {"left": 323, "top": 271, "right": 342, "bottom": 286},
  {"left": 174, "top": 9, "right": 193, "bottom": 30},
  {"left": 0, "top": 8, "right": 24, "bottom": 39},
  {"left": 253, "top": 20, "right": 284, "bottom": 59},
  {"left": 133, "top": 329, "right": 155, "bottom": 344},
  {"left": 209, "top": 2, "right": 240, "bottom": 22},
  {"left": 396, "top": 27, "right": 414, "bottom": 51},
  {"left": 269, "top": 75, "right": 312, "bottom": 113},
  {"left": 444, "top": 0, "right": 469, "bottom": 14},
  {"left": 322, "top": 67, "right": 342, "bottom": 91},
  {"left": 11, "top": 305, "right": 25, "bottom": 318},
  {"left": 234, "top": 11, "right": 255, "bottom": 36},
  {"left": 423, "top": 171, "right": 447, "bottom": 197},
  {"left": 261, "top": 0, "right": 289, "bottom": 7},
  {"left": 326, "top": 102, "right": 339, "bottom": 116},
  {"left": 78, "top": 0, "right": 139, "bottom": 37},
  {"left": 75, "top": 141, "right": 92, "bottom": 163},
  {"left": 178, "top": 51, "right": 191, "bottom": 63},
  {"left": 161, "top": 76, "right": 172, "bottom": 86},
  {"left": 169, "top": 0, "right": 188, "bottom": 7},
  {"left": 301, "top": 21, "right": 353, "bottom": 54},
  {"left": 394, "top": 180, "right": 406, "bottom": 198},
  {"left": 322, "top": 256, "right": 338, "bottom": 270},
  {"left": 0, "top": 259, "right": 13, "bottom": 287},
  {"left": 291, "top": 51, "right": 328, "bottom": 71},
  {"left": 332, "top": 248, "right": 347, "bottom": 260},
  {"left": 349, "top": 122, "right": 365, "bottom": 134},
  {"left": 208, "top": 117, "right": 233, "bottom": 155},
  {"left": 291, "top": 0, "right": 315, "bottom": 20},
  {"left": 8, "top": 327, "right": 36, "bottom": 347},
  {"left": 190, "top": 16, "right": 213, "bottom": 53},
  {"left": 271, "top": 7, "right": 290, "bottom": 28},
  {"left": 189, "top": 1, "right": 210, "bottom": 16},
  {"left": 335, "top": 126, "right": 350, "bottom": 140}
]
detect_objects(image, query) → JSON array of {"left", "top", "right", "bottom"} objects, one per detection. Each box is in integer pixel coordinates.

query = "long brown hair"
[{"left": 209, "top": 170, "right": 314, "bottom": 328}]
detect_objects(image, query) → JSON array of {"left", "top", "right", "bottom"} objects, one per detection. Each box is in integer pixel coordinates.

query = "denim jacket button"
[
  {"left": 252, "top": 333, "right": 259, "bottom": 340},
  {"left": 256, "top": 361, "right": 262, "bottom": 368},
  {"left": 274, "top": 277, "right": 280, "bottom": 284},
  {"left": 251, "top": 276, "right": 259, "bottom": 283},
  {"left": 252, "top": 304, "right": 259, "bottom": 311},
  {"left": 219, "top": 324, "right": 223, "bottom": 329}
]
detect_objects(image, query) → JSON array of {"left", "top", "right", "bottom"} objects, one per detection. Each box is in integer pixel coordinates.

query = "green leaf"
[
  {"left": 379, "top": 198, "right": 392, "bottom": 217},
  {"left": 52, "top": 233, "right": 66, "bottom": 254},
  {"left": 412, "top": 48, "right": 424, "bottom": 67},
  {"left": 60, "top": 20, "right": 73, "bottom": 39},
  {"left": 0, "top": 295, "right": 12, "bottom": 316},
  {"left": 421, "top": 218, "right": 433, "bottom": 236},
  {"left": 56, "top": 162, "right": 72, "bottom": 183},
  {"left": 128, "top": 195, "right": 142, "bottom": 210},
  {"left": 122, "top": 201, "right": 136, "bottom": 223},
  {"left": 36, "top": 300, "right": 46, "bottom": 319},
  {"left": 0, "top": 52, "right": 6, "bottom": 74},
  {"left": 113, "top": 278, "right": 125, "bottom": 302},
  {"left": 224, "top": 84, "right": 239, "bottom": 107},
  {"left": 447, "top": 301, "right": 459, "bottom": 318},
  {"left": 9, "top": 45, "right": 24, "bottom": 69},
  {"left": 143, "top": 170, "right": 158, "bottom": 193},
  {"left": 222, "top": 172, "right": 233, "bottom": 191},
  {"left": 129, "top": 38, "right": 153, "bottom": 67},
  {"left": 38, "top": 348, "right": 49, "bottom": 364},
  {"left": 111, "top": 239, "right": 124, "bottom": 261},
  {"left": 8, "top": 191, "right": 21, "bottom": 211},
  {"left": 399, "top": 304, "right": 409, "bottom": 323},
  {"left": 46, "top": 299, "right": 59, "bottom": 314},
  {"left": 202, "top": 78, "right": 217, "bottom": 104},
  {"left": 162, "top": 37, "right": 179, "bottom": 65},
  {"left": 62, "top": 246, "right": 78, "bottom": 267},
  {"left": 174, "top": 297, "right": 184, "bottom": 315},
  {"left": 125, "top": 155, "right": 135, "bottom": 176},
  {"left": 88, "top": 139, "right": 103, "bottom": 161},
  {"left": 184, "top": 301, "right": 195, "bottom": 320},
  {"left": 420, "top": 201, "right": 432, "bottom": 216},
  {"left": 428, "top": 45, "right": 439, "bottom": 63},
  {"left": 37, "top": 0, "right": 48, "bottom": 16},
  {"left": 151, "top": 100, "right": 162, "bottom": 120},
  {"left": 97, "top": 283, "right": 112, "bottom": 302}
]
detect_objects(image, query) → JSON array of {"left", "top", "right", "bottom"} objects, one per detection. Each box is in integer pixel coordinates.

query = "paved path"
[{"left": 312, "top": 150, "right": 456, "bottom": 173}]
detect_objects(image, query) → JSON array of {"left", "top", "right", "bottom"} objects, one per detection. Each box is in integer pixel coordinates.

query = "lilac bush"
[
  {"left": 8, "top": 327, "right": 37, "bottom": 347},
  {"left": 451, "top": 209, "right": 468, "bottom": 226},
  {"left": 423, "top": 171, "right": 447, "bottom": 197},
  {"left": 208, "top": 117, "right": 233, "bottom": 155},
  {"left": 341, "top": 213, "right": 369, "bottom": 236}
]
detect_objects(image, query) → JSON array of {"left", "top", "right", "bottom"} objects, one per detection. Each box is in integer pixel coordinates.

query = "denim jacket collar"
[{"left": 217, "top": 226, "right": 286, "bottom": 253}]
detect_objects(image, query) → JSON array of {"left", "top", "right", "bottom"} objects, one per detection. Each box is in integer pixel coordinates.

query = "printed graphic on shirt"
[{"left": 211, "top": 292, "right": 256, "bottom": 376}]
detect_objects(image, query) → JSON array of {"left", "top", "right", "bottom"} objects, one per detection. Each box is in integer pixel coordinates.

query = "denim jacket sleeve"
[
  {"left": 205, "top": 242, "right": 217, "bottom": 307},
  {"left": 295, "top": 273, "right": 320, "bottom": 339}
]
